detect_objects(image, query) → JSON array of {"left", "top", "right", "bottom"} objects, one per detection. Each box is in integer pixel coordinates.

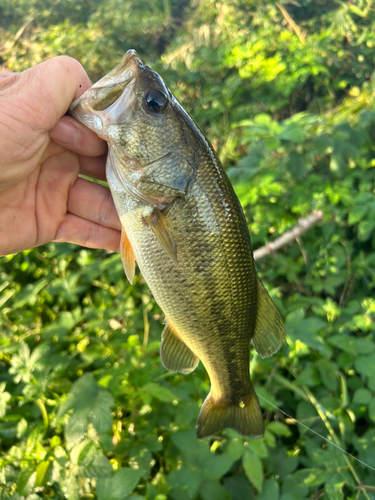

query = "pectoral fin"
[
  {"left": 143, "top": 208, "right": 177, "bottom": 263},
  {"left": 120, "top": 227, "right": 136, "bottom": 284},
  {"left": 251, "top": 275, "right": 286, "bottom": 358},
  {"left": 139, "top": 158, "right": 195, "bottom": 198},
  {"left": 160, "top": 322, "right": 199, "bottom": 374}
]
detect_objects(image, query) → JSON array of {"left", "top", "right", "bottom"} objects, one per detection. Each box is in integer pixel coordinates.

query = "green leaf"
[
  {"left": 0, "top": 383, "right": 11, "bottom": 418},
  {"left": 200, "top": 453, "right": 234, "bottom": 480},
  {"left": 324, "top": 473, "right": 345, "bottom": 500},
  {"left": 168, "top": 466, "right": 202, "bottom": 498},
  {"left": 352, "top": 388, "right": 372, "bottom": 405},
  {"left": 317, "top": 359, "right": 338, "bottom": 392},
  {"left": 258, "top": 477, "right": 279, "bottom": 500},
  {"left": 200, "top": 478, "right": 231, "bottom": 500},
  {"left": 278, "top": 124, "right": 303, "bottom": 143},
  {"left": 62, "top": 474, "right": 79, "bottom": 500},
  {"left": 17, "top": 468, "right": 36, "bottom": 496},
  {"left": 35, "top": 460, "right": 50, "bottom": 487},
  {"left": 87, "top": 453, "right": 113, "bottom": 478},
  {"left": 172, "top": 429, "right": 199, "bottom": 456},
  {"left": 17, "top": 418, "right": 27, "bottom": 438},
  {"left": 358, "top": 219, "right": 375, "bottom": 241},
  {"left": 140, "top": 435, "right": 162, "bottom": 453},
  {"left": 225, "top": 439, "right": 244, "bottom": 461},
  {"left": 348, "top": 204, "right": 368, "bottom": 225},
  {"left": 70, "top": 439, "right": 98, "bottom": 466},
  {"left": 247, "top": 439, "right": 268, "bottom": 458},
  {"left": 253, "top": 114, "right": 272, "bottom": 125},
  {"left": 368, "top": 398, "right": 375, "bottom": 422},
  {"left": 223, "top": 473, "right": 254, "bottom": 500},
  {"left": 243, "top": 448, "right": 263, "bottom": 492},
  {"left": 57, "top": 373, "right": 114, "bottom": 445},
  {"left": 329, "top": 335, "right": 375, "bottom": 356},
  {"left": 266, "top": 422, "right": 292, "bottom": 437},
  {"left": 349, "top": 4, "right": 366, "bottom": 17},
  {"left": 141, "top": 383, "right": 176, "bottom": 402},
  {"left": 354, "top": 353, "right": 375, "bottom": 378},
  {"left": 96, "top": 468, "right": 144, "bottom": 500}
]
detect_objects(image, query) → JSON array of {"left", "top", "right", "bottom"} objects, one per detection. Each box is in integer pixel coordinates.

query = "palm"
[{"left": 0, "top": 143, "right": 77, "bottom": 254}]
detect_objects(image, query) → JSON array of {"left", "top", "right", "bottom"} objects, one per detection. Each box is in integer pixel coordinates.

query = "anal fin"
[
  {"left": 143, "top": 208, "right": 177, "bottom": 264},
  {"left": 120, "top": 227, "right": 136, "bottom": 284},
  {"left": 251, "top": 275, "right": 286, "bottom": 358},
  {"left": 160, "top": 322, "right": 199, "bottom": 374}
]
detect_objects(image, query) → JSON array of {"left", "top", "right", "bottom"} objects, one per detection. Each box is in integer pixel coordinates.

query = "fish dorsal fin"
[
  {"left": 251, "top": 275, "right": 286, "bottom": 358},
  {"left": 120, "top": 227, "right": 136, "bottom": 284},
  {"left": 160, "top": 321, "right": 199, "bottom": 374},
  {"left": 143, "top": 208, "right": 177, "bottom": 264}
]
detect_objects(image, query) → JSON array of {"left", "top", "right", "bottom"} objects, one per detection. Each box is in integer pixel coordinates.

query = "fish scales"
[
  {"left": 70, "top": 50, "right": 285, "bottom": 438},
  {"left": 120, "top": 145, "right": 256, "bottom": 399}
]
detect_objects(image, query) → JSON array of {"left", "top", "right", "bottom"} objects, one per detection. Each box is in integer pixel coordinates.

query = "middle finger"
[{"left": 50, "top": 115, "right": 107, "bottom": 157}]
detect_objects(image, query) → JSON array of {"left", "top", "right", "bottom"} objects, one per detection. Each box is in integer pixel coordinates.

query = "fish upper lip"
[
  {"left": 69, "top": 49, "right": 140, "bottom": 113},
  {"left": 117, "top": 49, "right": 138, "bottom": 70}
]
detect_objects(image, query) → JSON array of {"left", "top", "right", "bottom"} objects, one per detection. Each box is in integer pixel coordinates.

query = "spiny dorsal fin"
[
  {"left": 251, "top": 275, "right": 285, "bottom": 358},
  {"left": 120, "top": 227, "right": 136, "bottom": 284},
  {"left": 160, "top": 322, "right": 199, "bottom": 374},
  {"left": 196, "top": 388, "right": 264, "bottom": 439},
  {"left": 143, "top": 208, "right": 177, "bottom": 263}
]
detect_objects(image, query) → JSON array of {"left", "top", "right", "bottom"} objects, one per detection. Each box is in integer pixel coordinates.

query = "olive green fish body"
[
  {"left": 116, "top": 141, "right": 256, "bottom": 393},
  {"left": 70, "top": 50, "right": 285, "bottom": 438}
]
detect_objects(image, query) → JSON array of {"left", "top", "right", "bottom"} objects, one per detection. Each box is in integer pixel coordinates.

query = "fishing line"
[{"left": 258, "top": 394, "right": 375, "bottom": 473}]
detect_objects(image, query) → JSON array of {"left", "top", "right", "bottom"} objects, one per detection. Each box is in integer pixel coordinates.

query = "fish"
[{"left": 69, "top": 50, "right": 285, "bottom": 439}]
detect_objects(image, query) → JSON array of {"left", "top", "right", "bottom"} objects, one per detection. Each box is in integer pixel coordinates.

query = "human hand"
[{"left": 0, "top": 57, "right": 121, "bottom": 257}]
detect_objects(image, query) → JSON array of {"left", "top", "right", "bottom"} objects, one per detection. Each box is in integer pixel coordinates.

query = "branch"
[
  {"left": 276, "top": 3, "right": 305, "bottom": 45},
  {"left": 253, "top": 210, "right": 323, "bottom": 262}
]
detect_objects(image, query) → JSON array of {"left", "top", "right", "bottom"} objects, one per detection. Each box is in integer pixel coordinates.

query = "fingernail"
[{"left": 50, "top": 118, "right": 79, "bottom": 146}]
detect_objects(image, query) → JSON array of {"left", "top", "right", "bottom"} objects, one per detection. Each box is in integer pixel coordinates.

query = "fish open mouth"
[
  {"left": 69, "top": 49, "right": 141, "bottom": 114},
  {"left": 69, "top": 49, "right": 143, "bottom": 136}
]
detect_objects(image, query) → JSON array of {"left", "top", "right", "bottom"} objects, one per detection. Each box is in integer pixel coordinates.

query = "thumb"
[{"left": 0, "top": 56, "right": 92, "bottom": 132}]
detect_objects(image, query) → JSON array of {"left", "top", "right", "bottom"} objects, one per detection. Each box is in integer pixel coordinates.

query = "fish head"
[{"left": 70, "top": 50, "right": 189, "bottom": 166}]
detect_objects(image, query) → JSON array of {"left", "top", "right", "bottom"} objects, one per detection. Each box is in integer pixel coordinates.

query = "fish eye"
[{"left": 144, "top": 89, "right": 168, "bottom": 114}]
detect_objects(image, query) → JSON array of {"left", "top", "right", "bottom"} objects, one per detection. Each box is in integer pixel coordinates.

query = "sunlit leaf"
[
  {"left": 243, "top": 448, "right": 263, "bottom": 492},
  {"left": 96, "top": 468, "right": 144, "bottom": 500}
]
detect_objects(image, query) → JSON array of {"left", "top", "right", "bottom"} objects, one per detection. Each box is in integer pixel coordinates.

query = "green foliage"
[{"left": 1, "top": 0, "right": 375, "bottom": 499}]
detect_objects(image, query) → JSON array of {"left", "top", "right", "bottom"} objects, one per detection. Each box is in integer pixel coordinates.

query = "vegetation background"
[{"left": 1, "top": 0, "right": 375, "bottom": 498}]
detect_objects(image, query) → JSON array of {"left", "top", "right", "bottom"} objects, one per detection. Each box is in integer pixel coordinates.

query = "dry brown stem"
[{"left": 253, "top": 210, "right": 323, "bottom": 261}]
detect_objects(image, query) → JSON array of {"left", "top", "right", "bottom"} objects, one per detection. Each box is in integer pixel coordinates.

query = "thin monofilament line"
[{"left": 258, "top": 394, "right": 375, "bottom": 473}]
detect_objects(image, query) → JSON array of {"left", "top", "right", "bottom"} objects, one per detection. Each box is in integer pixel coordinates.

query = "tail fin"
[{"left": 195, "top": 389, "right": 264, "bottom": 439}]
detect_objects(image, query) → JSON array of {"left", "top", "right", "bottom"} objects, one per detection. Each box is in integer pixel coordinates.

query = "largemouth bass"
[{"left": 70, "top": 50, "right": 285, "bottom": 439}]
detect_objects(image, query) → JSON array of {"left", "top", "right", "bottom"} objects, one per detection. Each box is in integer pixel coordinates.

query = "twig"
[
  {"left": 253, "top": 210, "right": 323, "bottom": 261},
  {"left": 276, "top": 3, "right": 305, "bottom": 45},
  {"left": 0, "top": 16, "right": 34, "bottom": 56},
  {"left": 13, "top": 17, "right": 34, "bottom": 44}
]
